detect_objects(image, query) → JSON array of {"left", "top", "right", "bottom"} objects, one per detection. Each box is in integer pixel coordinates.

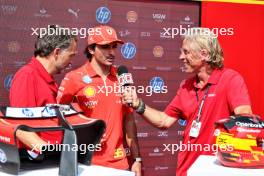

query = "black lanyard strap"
[{"left": 196, "top": 84, "right": 211, "bottom": 122}]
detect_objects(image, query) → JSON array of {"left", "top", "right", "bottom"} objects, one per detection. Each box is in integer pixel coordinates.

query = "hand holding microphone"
[{"left": 117, "top": 65, "right": 139, "bottom": 108}]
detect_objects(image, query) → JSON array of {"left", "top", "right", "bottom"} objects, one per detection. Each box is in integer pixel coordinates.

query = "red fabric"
[
  {"left": 9, "top": 57, "right": 63, "bottom": 145},
  {"left": 57, "top": 61, "right": 132, "bottom": 170},
  {"left": 201, "top": 2, "right": 264, "bottom": 119},
  {"left": 164, "top": 68, "right": 251, "bottom": 176}
]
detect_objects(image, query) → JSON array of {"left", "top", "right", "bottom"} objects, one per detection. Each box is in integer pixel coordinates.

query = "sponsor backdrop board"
[{"left": 0, "top": 0, "right": 200, "bottom": 175}]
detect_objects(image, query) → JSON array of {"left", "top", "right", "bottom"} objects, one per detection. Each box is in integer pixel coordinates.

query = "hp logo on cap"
[
  {"left": 96, "top": 7, "right": 111, "bottom": 24},
  {"left": 121, "top": 42, "right": 136, "bottom": 59}
]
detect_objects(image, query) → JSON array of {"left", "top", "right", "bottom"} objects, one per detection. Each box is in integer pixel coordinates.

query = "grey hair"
[
  {"left": 184, "top": 27, "right": 224, "bottom": 68},
  {"left": 34, "top": 24, "right": 77, "bottom": 57}
]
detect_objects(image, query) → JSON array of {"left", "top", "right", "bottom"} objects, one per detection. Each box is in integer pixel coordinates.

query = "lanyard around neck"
[{"left": 196, "top": 84, "right": 211, "bottom": 122}]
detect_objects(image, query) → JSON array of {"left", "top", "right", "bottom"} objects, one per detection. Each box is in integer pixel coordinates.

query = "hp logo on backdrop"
[
  {"left": 121, "top": 42, "right": 136, "bottom": 59},
  {"left": 178, "top": 119, "right": 187, "bottom": 126},
  {"left": 4, "top": 74, "right": 13, "bottom": 91},
  {"left": 96, "top": 7, "right": 111, "bottom": 24},
  {"left": 150, "top": 77, "right": 164, "bottom": 91}
]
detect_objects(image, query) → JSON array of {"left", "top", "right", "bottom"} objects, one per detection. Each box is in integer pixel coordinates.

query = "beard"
[{"left": 55, "top": 63, "right": 72, "bottom": 74}]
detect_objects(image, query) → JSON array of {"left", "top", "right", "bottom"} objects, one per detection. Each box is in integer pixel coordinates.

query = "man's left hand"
[{"left": 131, "top": 161, "right": 141, "bottom": 176}]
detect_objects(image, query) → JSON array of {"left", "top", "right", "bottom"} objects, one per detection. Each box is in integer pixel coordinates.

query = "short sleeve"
[
  {"left": 164, "top": 90, "right": 183, "bottom": 119},
  {"left": 227, "top": 73, "right": 251, "bottom": 111}
]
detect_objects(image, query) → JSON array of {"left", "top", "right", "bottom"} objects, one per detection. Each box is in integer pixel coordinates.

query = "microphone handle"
[{"left": 123, "top": 85, "right": 133, "bottom": 107}]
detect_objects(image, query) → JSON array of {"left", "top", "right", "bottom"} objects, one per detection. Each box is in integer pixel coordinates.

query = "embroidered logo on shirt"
[
  {"left": 84, "top": 100, "right": 98, "bottom": 109},
  {"left": 208, "top": 93, "right": 216, "bottom": 97},
  {"left": 82, "top": 75, "right": 92, "bottom": 84},
  {"left": 83, "top": 86, "right": 96, "bottom": 97},
  {"left": 114, "top": 148, "right": 124, "bottom": 159}
]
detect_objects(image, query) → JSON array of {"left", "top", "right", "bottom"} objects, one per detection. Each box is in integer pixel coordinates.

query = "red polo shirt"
[
  {"left": 57, "top": 61, "right": 132, "bottom": 170},
  {"left": 10, "top": 57, "right": 63, "bottom": 144},
  {"left": 164, "top": 68, "right": 251, "bottom": 176}
]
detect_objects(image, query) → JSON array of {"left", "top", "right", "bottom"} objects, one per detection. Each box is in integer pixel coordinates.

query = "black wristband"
[{"left": 135, "top": 99, "right": 145, "bottom": 114}]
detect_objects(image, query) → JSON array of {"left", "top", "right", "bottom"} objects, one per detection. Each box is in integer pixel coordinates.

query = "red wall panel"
[{"left": 201, "top": 2, "right": 264, "bottom": 117}]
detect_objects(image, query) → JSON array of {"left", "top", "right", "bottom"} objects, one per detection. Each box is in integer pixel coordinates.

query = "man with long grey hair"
[
  {"left": 122, "top": 27, "right": 252, "bottom": 176},
  {"left": 9, "top": 24, "right": 77, "bottom": 160}
]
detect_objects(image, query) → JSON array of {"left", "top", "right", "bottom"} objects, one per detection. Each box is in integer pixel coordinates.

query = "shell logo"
[{"left": 83, "top": 86, "right": 96, "bottom": 97}]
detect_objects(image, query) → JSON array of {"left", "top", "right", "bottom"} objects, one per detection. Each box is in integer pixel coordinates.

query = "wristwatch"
[{"left": 134, "top": 157, "right": 142, "bottom": 162}]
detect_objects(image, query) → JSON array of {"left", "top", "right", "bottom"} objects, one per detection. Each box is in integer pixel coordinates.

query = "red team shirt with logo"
[
  {"left": 164, "top": 68, "right": 251, "bottom": 176},
  {"left": 57, "top": 62, "right": 132, "bottom": 169}
]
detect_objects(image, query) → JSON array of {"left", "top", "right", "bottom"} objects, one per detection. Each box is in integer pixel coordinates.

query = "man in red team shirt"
[
  {"left": 9, "top": 25, "right": 77, "bottom": 159},
  {"left": 57, "top": 25, "right": 141, "bottom": 175},
  {"left": 122, "top": 28, "right": 252, "bottom": 176}
]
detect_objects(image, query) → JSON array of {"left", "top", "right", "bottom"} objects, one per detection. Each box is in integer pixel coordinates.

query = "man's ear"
[
  {"left": 200, "top": 49, "right": 210, "bottom": 61},
  {"left": 53, "top": 48, "right": 60, "bottom": 60},
  {"left": 88, "top": 46, "right": 95, "bottom": 55}
]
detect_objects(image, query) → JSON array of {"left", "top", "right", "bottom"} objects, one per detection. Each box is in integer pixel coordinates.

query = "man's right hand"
[
  {"left": 100, "top": 133, "right": 107, "bottom": 146},
  {"left": 122, "top": 87, "right": 139, "bottom": 109}
]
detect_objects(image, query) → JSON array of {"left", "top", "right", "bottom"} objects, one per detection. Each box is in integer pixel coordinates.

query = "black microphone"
[{"left": 117, "top": 65, "right": 134, "bottom": 106}]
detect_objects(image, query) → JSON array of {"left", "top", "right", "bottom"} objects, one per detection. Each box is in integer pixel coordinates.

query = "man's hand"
[
  {"left": 122, "top": 87, "right": 140, "bottom": 109},
  {"left": 131, "top": 161, "right": 141, "bottom": 176},
  {"left": 99, "top": 133, "right": 107, "bottom": 146}
]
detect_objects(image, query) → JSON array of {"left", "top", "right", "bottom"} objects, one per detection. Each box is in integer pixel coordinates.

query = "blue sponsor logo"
[
  {"left": 0, "top": 149, "right": 7, "bottom": 163},
  {"left": 82, "top": 75, "right": 92, "bottom": 84},
  {"left": 96, "top": 7, "right": 111, "bottom": 24},
  {"left": 43, "top": 107, "right": 56, "bottom": 116},
  {"left": 178, "top": 119, "right": 187, "bottom": 126},
  {"left": 150, "top": 77, "right": 164, "bottom": 92},
  {"left": 22, "top": 108, "right": 34, "bottom": 117},
  {"left": 121, "top": 42, "right": 136, "bottom": 59},
  {"left": 4, "top": 74, "right": 13, "bottom": 91}
]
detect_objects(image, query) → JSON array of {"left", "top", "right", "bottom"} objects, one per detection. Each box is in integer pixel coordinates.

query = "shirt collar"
[
  {"left": 208, "top": 68, "right": 224, "bottom": 85},
  {"left": 193, "top": 68, "right": 224, "bottom": 89},
  {"left": 84, "top": 61, "right": 117, "bottom": 78},
  {"left": 30, "top": 57, "right": 55, "bottom": 84}
]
